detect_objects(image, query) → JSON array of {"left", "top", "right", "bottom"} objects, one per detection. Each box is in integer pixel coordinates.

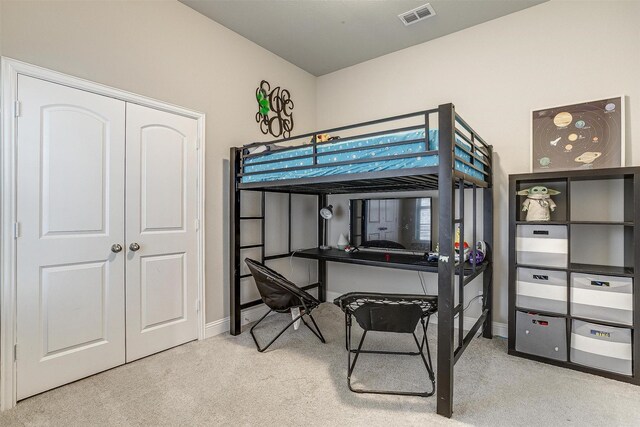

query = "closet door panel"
[
  {"left": 125, "top": 103, "right": 198, "bottom": 362},
  {"left": 16, "top": 75, "right": 126, "bottom": 400},
  {"left": 140, "top": 126, "right": 186, "bottom": 231},
  {"left": 42, "top": 107, "right": 107, "bottom": 234}
]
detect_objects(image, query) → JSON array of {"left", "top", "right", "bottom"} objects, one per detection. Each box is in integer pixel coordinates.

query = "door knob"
[
  {"left": 111, "top": 244, "right": 123, "bottom": 253},
  {"left": 129, "top": 242, "right": 140, "bottom": 252}
]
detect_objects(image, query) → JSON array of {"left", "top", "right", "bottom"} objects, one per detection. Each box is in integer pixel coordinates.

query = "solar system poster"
[{"left": 531, "top": 96, "right": 624, "bottom": 172}]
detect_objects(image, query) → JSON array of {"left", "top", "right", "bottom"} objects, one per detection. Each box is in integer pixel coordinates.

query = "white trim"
[
  {"left": 492, "top": 321, "right": 508, "bottom": 339},
  {"left": 0, "top": 57, "right": 206, "bottom": 410},
  {"left": 0, "top": 57, "right": 19, "bottom": 413},
  {"left": 204, "top": 305, "right": 271, "bottom": 339},
  {"left": 205, "top": 319, "right": 231, "bottom": 339}
]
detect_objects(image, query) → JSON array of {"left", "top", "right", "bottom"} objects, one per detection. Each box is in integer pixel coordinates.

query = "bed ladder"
[
  {"left": 229, "top": 155, "right": 321, "bottom": 336},
  {"left": 437, "top": 103, "right": 493, "bottom": 418},
  {"left": 235, "top": 190, "right": 267, "bottom": 312}
]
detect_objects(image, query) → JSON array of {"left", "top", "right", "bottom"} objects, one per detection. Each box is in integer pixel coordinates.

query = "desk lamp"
[{"left": 319, "top": 205, "right": 333, "bottom": 250}]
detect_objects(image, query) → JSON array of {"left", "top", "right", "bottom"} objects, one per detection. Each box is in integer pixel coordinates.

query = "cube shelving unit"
[{"left": 508, "top": 167, "right": 640, "bottom": 385}]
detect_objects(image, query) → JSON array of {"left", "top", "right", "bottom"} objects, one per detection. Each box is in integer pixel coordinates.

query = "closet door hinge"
[
  {"left": 14, "top": 344, "right": 17, "bottom": 362},
  {"left": 195, "top": 299, "right": 201, "bottom": 313},
  {"left": 13, "top": 222, "right": 20, "bottom": 239},
  {"left": 195, "top": 218, "right": 200, "bottom": 231},
  {"left": 14, "top": 100, "right": 21, "bottom": 118}
]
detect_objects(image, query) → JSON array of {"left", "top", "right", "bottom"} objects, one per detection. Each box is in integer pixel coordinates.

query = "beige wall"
[
  {"left": 0, "top": 1, "right": 3, "bottom": 56},
  {"left": 316, "top": 0, "right": 640, "bottom": 326},
  {"left": 0, "top": 0, "right": 317, "bottom": 323},
  {"left": 3, "top": 0, "right": 639, "bottom": 331}
]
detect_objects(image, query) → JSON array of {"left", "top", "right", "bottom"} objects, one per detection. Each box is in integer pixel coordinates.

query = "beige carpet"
[{"left": 1, "top": 303, "right": 639, "bottom": 426}]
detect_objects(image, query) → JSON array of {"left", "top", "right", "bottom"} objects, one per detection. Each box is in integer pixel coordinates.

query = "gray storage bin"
[
  {"left": 571, "top": 320, "right": 632, "bottom": 376},
  {"left": 516, "top": 267, "right": 567, "bottom": 314},
  {"left": 516, "top": 311, "right": 567, "bottom": 361},
  {"left": 516, "top": 225, "right": 568, "bottom": 268},
  {"left": 570, "top": 273, "right": 633, "bottom": 326}
]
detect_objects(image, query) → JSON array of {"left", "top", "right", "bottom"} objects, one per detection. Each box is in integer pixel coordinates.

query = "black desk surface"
[{"left": 292, "top": 248, "right": 486, "bottom": 275}]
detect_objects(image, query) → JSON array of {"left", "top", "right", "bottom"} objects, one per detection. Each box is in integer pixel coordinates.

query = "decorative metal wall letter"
[{"left": 255, "top": 80, "right": 294, "bottom": 138}]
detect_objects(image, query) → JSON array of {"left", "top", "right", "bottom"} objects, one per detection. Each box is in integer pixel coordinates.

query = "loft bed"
[{"left": 229, "top": 103, "right": 493, "bottom": 418}]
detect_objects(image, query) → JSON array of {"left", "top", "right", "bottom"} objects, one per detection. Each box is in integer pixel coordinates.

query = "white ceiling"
[{"left": 180, "top": 0, "right": 547, "bottom": 76}]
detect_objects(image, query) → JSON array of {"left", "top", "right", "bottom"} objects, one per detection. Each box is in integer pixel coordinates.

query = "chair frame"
[
  {"left": 245, "top": 258, "right": 326, "bottom": 352},
  {"left": 337, "top": 292, "right": 437, "bottom": 397},
  {"left": 250, "top": 301, "right": 325, "bottom": 353}
]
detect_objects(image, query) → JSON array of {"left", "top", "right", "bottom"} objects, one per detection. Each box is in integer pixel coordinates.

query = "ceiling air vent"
[{"left": 398, "top": 3, "right": 436, "bottom": 26}]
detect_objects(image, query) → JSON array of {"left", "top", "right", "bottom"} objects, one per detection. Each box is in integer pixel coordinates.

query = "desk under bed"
[{"left": 229, "top": 103, "right": 494, "bottom": 418}]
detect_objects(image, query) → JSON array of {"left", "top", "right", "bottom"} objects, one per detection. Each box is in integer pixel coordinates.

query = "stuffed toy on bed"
[
  {"left": 309, "top": 133, "right": 340, "bottom": 144},
  {"left": 517, "top": 185, "right": 560, "bottom": 221}
]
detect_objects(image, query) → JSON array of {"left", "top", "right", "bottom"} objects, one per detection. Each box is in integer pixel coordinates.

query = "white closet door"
[
  {"left": 16, "top": 75, "right": 126, "bottom": 399},
  {"left": 125, "top": 103, "right": 199, "bottom": 362}
]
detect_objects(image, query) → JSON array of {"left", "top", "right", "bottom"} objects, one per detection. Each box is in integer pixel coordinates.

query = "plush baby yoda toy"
[{"left": 517, "top": 186, "right": 560, "bottom": 221}]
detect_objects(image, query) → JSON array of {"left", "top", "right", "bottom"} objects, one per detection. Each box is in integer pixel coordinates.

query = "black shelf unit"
[
  {"left": 230, "top": 103, "right": 494, "bottom": 418},
  {"left": 508, "top": 167, "right": 640, "bottom": 386}
]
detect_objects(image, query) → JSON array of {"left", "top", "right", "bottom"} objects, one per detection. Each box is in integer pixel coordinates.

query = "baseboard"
[
  {"left": 492, "top": 321, "right": 508, "bottom": 339},
  {"left": 204, "top": 304, "right": 270, "bottom": 339},
  {"left": 326, "top": 290, "right": 508, "bottom": 338},
  {"left": 205, "top": 296, "right": 509, "bottom": 340}
]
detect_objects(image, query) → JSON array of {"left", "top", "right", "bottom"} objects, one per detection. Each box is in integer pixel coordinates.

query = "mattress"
[{"left": 241, "top": 129, "right": 486, "bottom": 184}]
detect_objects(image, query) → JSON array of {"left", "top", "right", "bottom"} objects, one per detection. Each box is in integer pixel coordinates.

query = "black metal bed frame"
[{"left": 229, "top": 103, "right": 494, "bottom": 418}]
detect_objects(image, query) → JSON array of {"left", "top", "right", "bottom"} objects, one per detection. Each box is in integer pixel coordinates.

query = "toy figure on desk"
[
  {"left": 426, "top": 246, "right": 439, "bottom": 262},
  {"left": 517, "top": 185, "right": 560, "bottom": 221},
  {"left": 425, "top": 239, "right": 487, "bottom": 264},
  {"left": 454, "top": 228, "right": 470, "bottom": 263},
  {"left": 426, "top": 229, "right": 469, "bottom": 263}
]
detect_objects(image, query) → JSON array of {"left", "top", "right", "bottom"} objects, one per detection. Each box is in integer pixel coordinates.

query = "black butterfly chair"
[
  {"left": 334, "top": 292, "right": 438, "bottom": 397},
  {"left": 244, "top": 258, "right": 326, "bottom": 352}
]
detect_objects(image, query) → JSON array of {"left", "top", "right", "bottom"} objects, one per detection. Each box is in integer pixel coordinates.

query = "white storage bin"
[
  {"left": 571, "top": 273, "right": 633, "bottom": 326},
  {"left": 571, "top": 320, "right": 632, "bottom": 376},
  {"left": 516, "top": 225, "right": 568, "bottom": 268},
  {"left": 516, "top": 267, "right": 567, "bottom": 314}
]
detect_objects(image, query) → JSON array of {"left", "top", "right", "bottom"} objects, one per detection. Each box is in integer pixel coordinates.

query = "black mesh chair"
[
  {"left": 334, "top": 292, "right": 438, "bottom": 397},
  {"left": 244, "top": 258, "right": 325, "bottom": 352}
]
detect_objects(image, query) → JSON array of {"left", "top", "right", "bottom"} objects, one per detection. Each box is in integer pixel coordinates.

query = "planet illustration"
[
  {"left": 575, "top": 152, "right": 602, "bottom": 164},
  {"left": 605, "top": 103, "right": 616, "bottom": 111},
  {"left": 575, "top": 120, "right": 586, "bottom": 129},
  {"left": 568, "top": 133, "right": 578, "bottom": 142},
  {"left": 565, "top": 144, "right": 573, "bottom": 152},
  {"left": 539, "top": 157, "right": 551, "bottom": 167},
  {"left": 553, "top": 112, "right": 573, "bottom": 128},
  {"left": 593, "top": 137, "right": 599, "bottom": 142}
]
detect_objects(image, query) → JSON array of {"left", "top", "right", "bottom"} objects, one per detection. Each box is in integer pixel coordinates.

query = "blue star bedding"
[{"left": 241, "top": 129, "right": 486, "bottom": 184}]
